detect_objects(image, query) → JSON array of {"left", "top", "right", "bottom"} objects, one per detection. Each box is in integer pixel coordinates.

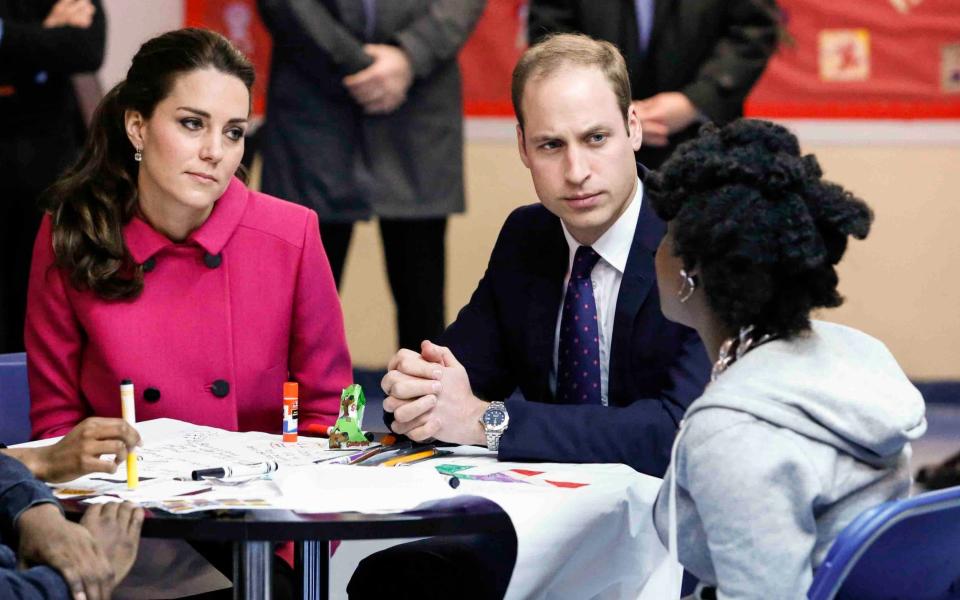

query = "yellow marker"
[{"left": 120, "top": 379, "right": 138, "bottom": 490}]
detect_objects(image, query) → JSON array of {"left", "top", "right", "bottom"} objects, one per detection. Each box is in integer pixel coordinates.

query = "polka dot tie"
[{"left": 557, "top": 246, "right": 602, "bottom": 404}]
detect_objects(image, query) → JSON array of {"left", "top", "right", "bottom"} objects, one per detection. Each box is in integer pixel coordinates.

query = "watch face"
[{"left": 483, "top": 408, "right": 506, "bottom": 428}]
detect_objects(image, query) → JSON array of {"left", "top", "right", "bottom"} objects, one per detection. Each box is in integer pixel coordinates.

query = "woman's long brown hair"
[{"left": 45, "top": 28, "right": 254, "bottom": 299}]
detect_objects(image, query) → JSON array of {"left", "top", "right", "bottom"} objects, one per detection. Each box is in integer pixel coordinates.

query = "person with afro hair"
[{"left": 648, "top": 119, "right": 927, "bottom": 599}]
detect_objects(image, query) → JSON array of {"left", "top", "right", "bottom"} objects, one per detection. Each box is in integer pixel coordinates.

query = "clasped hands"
[
  {"left": 18, "top": 502, "right": 143, "bottom": 600},
  {"left": 382, "top": 341, "right": 488, "bottom": 446},
  {"left": 633, "top": 92, "right": 700, "bottom": 147},
  {"left": 343, "top": 44, "right": 414, "bottom": 115},
  {"left": 43, "top": 0, "right": 96, "bottom": 29}
]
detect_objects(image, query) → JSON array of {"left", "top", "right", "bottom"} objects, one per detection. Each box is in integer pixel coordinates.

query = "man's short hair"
[{"left": 511, "top": 33, "right": 632, "bottom": 132}]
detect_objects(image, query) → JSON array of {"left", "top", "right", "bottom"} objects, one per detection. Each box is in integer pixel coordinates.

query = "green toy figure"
[{"left": 328, "top": 384, "right": 375, "bottom": 448}]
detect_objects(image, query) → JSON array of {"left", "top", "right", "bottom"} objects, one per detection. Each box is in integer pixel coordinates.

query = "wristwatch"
[{"left": 480, "top": 401, "right": 509, "bottom": 451}]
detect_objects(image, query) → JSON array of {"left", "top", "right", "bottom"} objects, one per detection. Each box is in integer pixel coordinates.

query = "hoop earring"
[
  {"left": 677, "top": 269, "right": 696, "bottom": 303},
  {"left": 134, "top": 148, "right": 143, "bottom": 162}
]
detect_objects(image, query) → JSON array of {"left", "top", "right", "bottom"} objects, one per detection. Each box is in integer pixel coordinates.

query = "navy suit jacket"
[
  {"left": 0, "top": 454, "right": 69, "bottom": 598},
  {"left": 440, "top": 176, "right": 710, "bottom": 477}
]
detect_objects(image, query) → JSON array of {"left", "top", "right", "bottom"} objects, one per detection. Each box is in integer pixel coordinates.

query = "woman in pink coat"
[{"left": 26, "top": 28, "right": 352, "bottom": 442}]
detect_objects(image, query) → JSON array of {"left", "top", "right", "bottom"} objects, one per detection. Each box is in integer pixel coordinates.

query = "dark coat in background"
[
  {"left": 257, "top": 0, "right": 486, "bottom": 222},
  {"left": 0, "top": 0, "right": 105, "bottom": 353},
  {"left": 529, "top": 0, "right": 779, "bottom": 167}
]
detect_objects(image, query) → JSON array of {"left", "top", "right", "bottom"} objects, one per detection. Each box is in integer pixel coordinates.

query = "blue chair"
[
  {"left": 808, "top": 485, "right": 960, "bottom": 600},
  {"left": 0, "top": 352, "right": 31, "bottom": 445}
]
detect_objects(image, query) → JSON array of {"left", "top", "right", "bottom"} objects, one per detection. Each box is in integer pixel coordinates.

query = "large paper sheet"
[
  {"left": 124, "top": 418, "right": 347, "bottom": 479},
  {"left": 35, "top": 419, "right": 355, "bottom": 509},
  {"left": 273, "top": 464, "right": 457, "bottom": 513}
]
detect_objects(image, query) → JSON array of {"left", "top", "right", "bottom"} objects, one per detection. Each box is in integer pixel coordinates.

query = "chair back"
[
  {"left": 0, "top": 352, "right": 30, "bottom": 445},
  {"left": 808, "top": 485, "right": 960, "bottom": 600}
]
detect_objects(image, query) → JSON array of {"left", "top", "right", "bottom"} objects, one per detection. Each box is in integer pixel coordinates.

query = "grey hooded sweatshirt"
[{"left": 653, "top": 320, "right": 927, "bottom": 599}]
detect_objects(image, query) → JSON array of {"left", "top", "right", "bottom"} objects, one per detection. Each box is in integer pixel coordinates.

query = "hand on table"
[
  {"left": 632, "top": 92, "right": 700, "bottom": 147},
  {"left": 382, "top": 341, "right": 488, "bottom": 446},
  {"left": 79, "top": 502, "right": 144, "bottom": 587},
  {"left": 43, "top": 0, "right": 96, "bottom": 29},
  {"left": 17, "top": 503, "right": 111, "bottom": 600},
  {"left": 343, "top": 44, "right": 414, "bottom": 115},
  {"left": 19, "top": 417, "right": 141, "bottom": 483}
]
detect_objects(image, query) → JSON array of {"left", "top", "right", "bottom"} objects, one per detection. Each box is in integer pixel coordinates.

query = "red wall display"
[
  {"left": 747, "top": 0, "right": 960, "bottom": 118},
  {"left": 458, "top": 0, "right": 527, "bottom": 117},
  {"left": 184, "top": 0, "right": 272, "bottom": 118},
  {"left": 185, "top": 0, "right": 960, "bottom": 120}
]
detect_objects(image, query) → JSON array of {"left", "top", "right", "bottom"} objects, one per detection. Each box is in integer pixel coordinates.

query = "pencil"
[{"left": 380, "top": 448, "right": 438, "bottom": 467}]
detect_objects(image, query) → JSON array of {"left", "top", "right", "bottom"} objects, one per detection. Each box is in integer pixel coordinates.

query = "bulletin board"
[{"left": 185, "top": 0, "right": 960, "bottom": 120}]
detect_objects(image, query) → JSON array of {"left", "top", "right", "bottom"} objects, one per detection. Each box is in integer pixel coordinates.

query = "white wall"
[{"left": 98, "top": 0, "right": 183, "bottom": 89}]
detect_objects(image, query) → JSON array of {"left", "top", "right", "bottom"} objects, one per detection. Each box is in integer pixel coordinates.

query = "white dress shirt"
[{"left": 551, "top": 179, "right": 643, "bottom": 406}]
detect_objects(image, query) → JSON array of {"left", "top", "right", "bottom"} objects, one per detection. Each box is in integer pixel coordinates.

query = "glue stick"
[{"left": 283, "top": 381, "right": 299, "bottom": 443}]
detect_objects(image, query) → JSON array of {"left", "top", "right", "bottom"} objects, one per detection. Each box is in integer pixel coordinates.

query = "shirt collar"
[
  {"left": 560, "top": 177, "right": 643, "bottom": 275},
  {"left": 124, "top": 177, "right": 248, "bottom": 264}
]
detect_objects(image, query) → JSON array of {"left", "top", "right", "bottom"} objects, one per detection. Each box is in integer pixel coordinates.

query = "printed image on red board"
[
  {"left": 745, "top": 0, "right": 960, "bottom": 118},
  {"left": 185, "top": 0, "right": 272, "bottom": 118}
]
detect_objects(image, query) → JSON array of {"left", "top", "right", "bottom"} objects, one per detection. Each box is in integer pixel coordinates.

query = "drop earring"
[{"left": 134, "top": 148, "right": 143, "bottom": 162}]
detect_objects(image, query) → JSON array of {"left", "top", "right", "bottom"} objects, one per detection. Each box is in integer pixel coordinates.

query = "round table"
[{"left": 63, "top": 495, "right": 512, "bottom": 600}]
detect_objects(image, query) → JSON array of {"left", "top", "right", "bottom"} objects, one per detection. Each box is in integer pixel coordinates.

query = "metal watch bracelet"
[{"left": 483, "top": 401, "right": 508, "bottom": 451}]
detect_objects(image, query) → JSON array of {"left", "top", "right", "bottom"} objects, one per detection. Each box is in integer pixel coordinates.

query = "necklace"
[{"left": 710, "top": 325, "right": 776, "bottom": 381}]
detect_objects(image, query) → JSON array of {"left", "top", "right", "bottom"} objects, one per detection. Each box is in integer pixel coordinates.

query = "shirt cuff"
[
  {"left": 0, "top": 480, "right": 59, "bottom": 529},
  {"left": 12, "top": 497, "right": 63, "bottom": 529}
]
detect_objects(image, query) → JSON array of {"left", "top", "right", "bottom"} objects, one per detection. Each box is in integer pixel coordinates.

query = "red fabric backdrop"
[
  {"left": 184, "top": 0, "right": 272, "bottom": 117},
  {"left": 186, "top": 0, "right": 960, "bottom": 120}
]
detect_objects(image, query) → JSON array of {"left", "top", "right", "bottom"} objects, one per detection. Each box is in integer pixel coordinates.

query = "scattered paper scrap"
[{"left": 434, "top": 464, "right": 588, "bottom": 488}]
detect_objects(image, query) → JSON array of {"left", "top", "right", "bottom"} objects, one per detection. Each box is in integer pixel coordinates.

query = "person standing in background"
[
  {"left": 528, "top": 0, "right": 779, "bottom": 168},
  {"left": 0, "top": 0, "right": 105, "bottom": 353},
  {"left": 257, "top": 0, "right": 486, "bottom": 352}
]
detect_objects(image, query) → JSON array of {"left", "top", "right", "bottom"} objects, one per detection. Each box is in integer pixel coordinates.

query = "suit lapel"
[
  {"left": 609, "top": 166, "right": 665, "bottom": 405},
  {"left": 523, "top": 216, "right": 568, "bottom": 401}
]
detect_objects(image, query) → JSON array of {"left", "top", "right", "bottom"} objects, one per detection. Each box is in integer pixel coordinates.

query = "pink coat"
[{"left": 27, "top": 177, "right": 352, "bottom": 439}]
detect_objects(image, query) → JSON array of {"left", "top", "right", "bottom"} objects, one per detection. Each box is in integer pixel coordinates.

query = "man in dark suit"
[
  {"left": 528, "top": 0, "right": 779, "bottom": 168},
  {"left": 381, "top": 33, "right": 710, "bottom": 478},
  {"left": 0, "top": 0, "right": 105, "bottom": 353},
  {"left": 350, "top": 34, "right": 710, "bottom": 599},
  {"left": 257, "top": 0, "right": 486, "bottom": 351}
]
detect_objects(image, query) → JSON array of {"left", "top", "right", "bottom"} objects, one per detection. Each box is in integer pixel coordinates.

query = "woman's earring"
[
  {"left": 678, "top": 269, "right": 696, "bottom": 303},
  {"left": 134, "top": 148, "right": 143, "bottom": 162}
]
